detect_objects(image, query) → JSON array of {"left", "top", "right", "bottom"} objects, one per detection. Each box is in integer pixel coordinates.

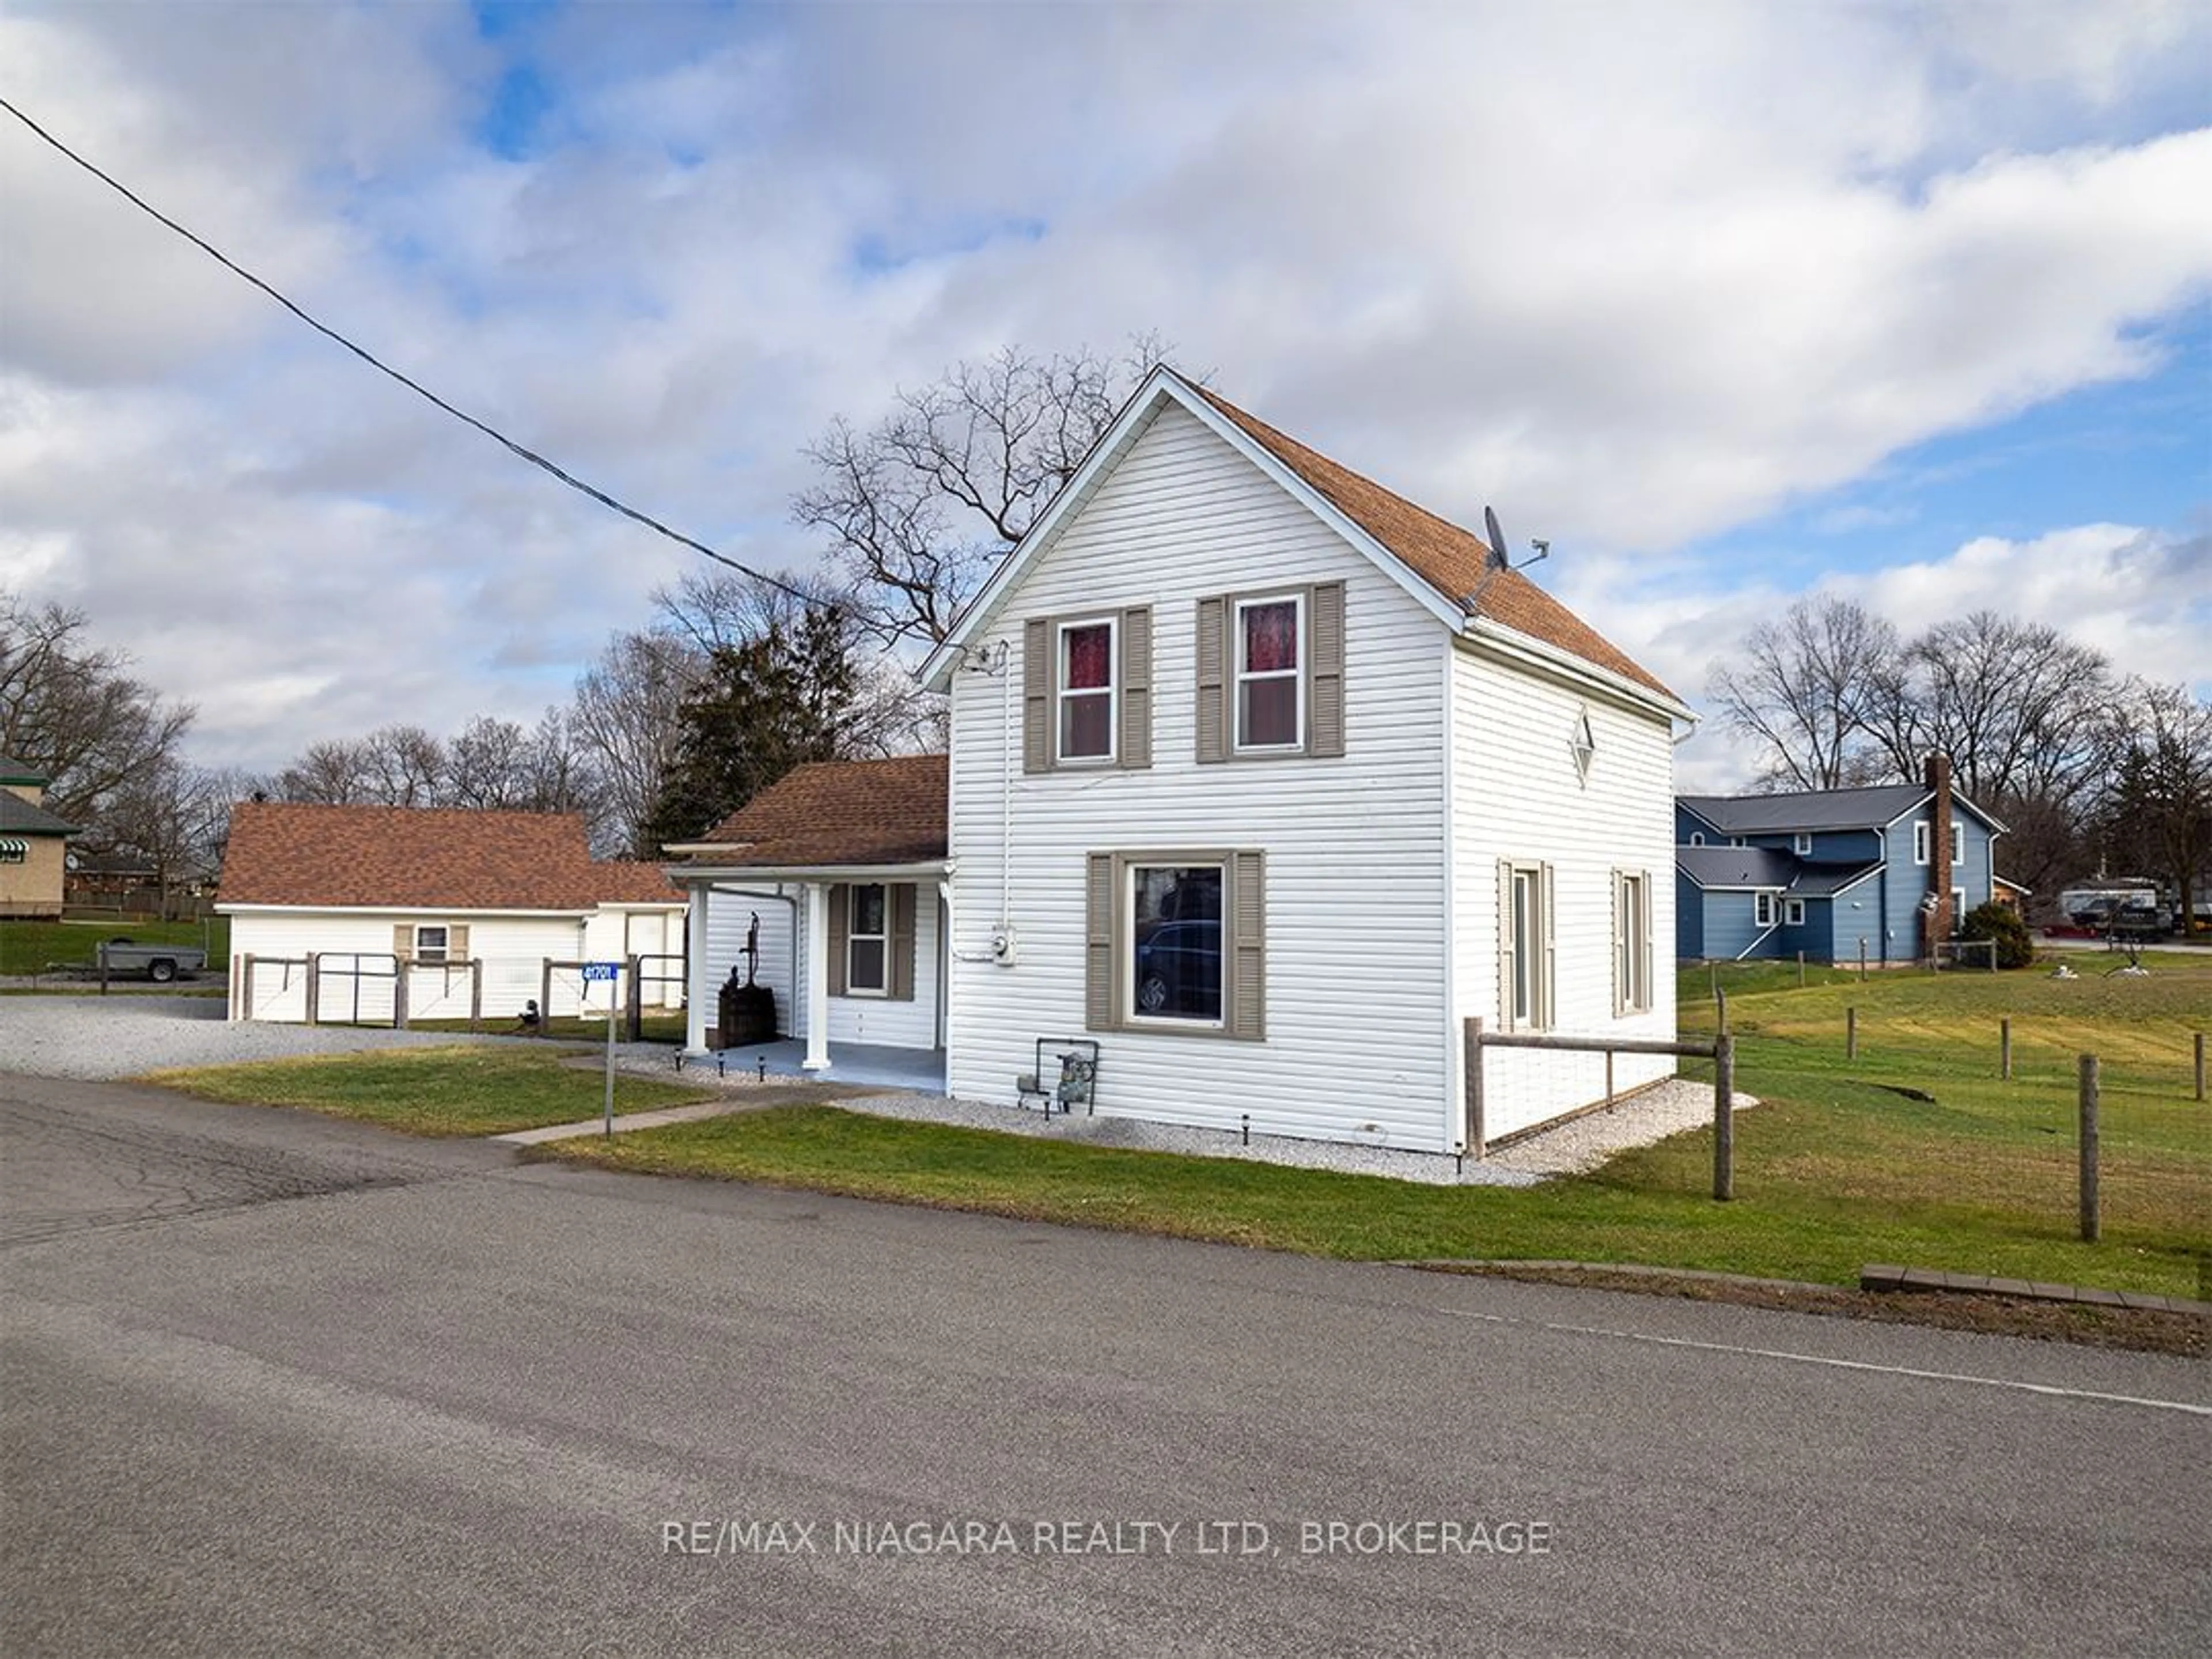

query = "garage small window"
[{"left": 414, "top": 925, "right": 449, "bottom": 964}]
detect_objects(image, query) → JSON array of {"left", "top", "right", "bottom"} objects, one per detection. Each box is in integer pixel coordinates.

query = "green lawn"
[
  {"left": 145, "top": 1045, "right": 716, "bottom": 1137},
  {"left": 0, "top": 916, "right": 229, "bottom": 975},
  {"left": 534, "top": 953, "right": 2209, "bottom": 1298},
  {"left": 137, "top": 953, "right": 2212, "bottom": 1297}
]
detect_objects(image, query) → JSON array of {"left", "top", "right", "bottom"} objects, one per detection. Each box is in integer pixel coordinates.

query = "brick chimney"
[{"left": 1925, "top": 752, "right": 1954, "bottom": 957}]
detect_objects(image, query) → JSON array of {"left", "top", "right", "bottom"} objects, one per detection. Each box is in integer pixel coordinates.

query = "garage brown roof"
[
  {"left": 1192, "top": 382, "right": 1676, "bottom": 700},
  {"left": 678, "top": 753, "right": 948, "bottom": 869},
  {"left": 220, "top": 802, "right": 681, "bottom": 910}
]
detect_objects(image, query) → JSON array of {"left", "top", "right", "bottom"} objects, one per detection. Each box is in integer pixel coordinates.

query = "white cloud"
[
  {"left": 1, "top": 0, "right": 2207, "bottom": 779},
  {"left": 1592, "top": 521, "right": 2212, "bottom": 793}
]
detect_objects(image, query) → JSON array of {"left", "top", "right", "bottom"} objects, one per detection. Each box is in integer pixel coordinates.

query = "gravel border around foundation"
[{"left": 827, "top": 1077, "right": 1757, "bottom": 1187}]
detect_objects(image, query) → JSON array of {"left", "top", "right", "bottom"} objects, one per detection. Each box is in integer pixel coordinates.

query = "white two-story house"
[{"left": 911, "top": 367, "right": 1692, "bottom": 1152}]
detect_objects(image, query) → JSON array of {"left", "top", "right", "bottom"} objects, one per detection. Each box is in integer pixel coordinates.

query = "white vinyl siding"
[
  {"left": 1449, "top": 641, "right": 1677, "bottom": 1143},
  {"left": 946, "top": 402, "right": 1450, "bottom": 1147},
  {"left": 228, "top": 908, "right": 681, "bottom": 1024}
]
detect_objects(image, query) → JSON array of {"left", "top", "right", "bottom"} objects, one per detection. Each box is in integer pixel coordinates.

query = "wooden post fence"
[
  {"left": 2078, "top": 1053, "right": 2100, "bottom": 1244},
  {"left": 2000, "top": 1017, "right": 2012, "bottom": 1081},
  {"left": 1846, "top": 1005, "right": 1858, "bottom": 1060},
  {"left": 1463, "top": 1021, "right": 1733, "bottom": 1200},
  {"left": 1463, "top": 1017, "right": 1484, "bottom": 1162},
  {"left": 1714, "top": 1032, "right": 1735, "bottom": 1202},
  {"left": 2196, "top": 1032, "right": 2206, "bottom": 1103}
]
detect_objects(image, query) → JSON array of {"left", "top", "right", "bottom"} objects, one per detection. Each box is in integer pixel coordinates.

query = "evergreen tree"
[{"left": 641, "top": 605, "right": 864, "bottom": 851}]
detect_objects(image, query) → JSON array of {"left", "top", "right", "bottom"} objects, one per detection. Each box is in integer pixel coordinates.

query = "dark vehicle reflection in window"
[{"left": 1134, "top": 920, "right": 1221, "bottom": 1020}]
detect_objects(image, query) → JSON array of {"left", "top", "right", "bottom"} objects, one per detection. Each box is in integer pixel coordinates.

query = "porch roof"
[{"left": 666, "top": 754, "right": 948, "bottom": 873}]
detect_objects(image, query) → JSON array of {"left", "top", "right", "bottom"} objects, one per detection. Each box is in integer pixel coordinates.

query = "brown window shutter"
[
  {"left": 1611, "top": 872, "right": 1625, "bottom": 1018},
  {"left": 1638, "top": 868, "right": 1654, "bottom": 1014},
  {"left": 1119, "top": 606, "right": 1152, "bottom": 770},
  {"left": 1022, "top": 617, "right": 1051, "bottom": 774},
  {"left": 827, "top": 885, "right": 849, "bottom": 997},
  {"left": 1229, "top": 850, "right": 1266, "bottom": 1039},
  {"left": 889, "top": 884, "right": 916, "bottom": 1002},
  {"left": 448, "top": 923, "right": 471, "bottom": 963},
  {"left": 1085, "top": 853, "right": 1115, "bottom": 1031},
  {"left": 1540, "top": 862, "right": 1557, "bottom": 1030},
  {"left": 1195, "top": 595, "right": 1228, "bottom": 763},
  {"left": 1309, "top": 581, "right": 1346, "bottom": 757},
  {"left": 1496, "top": 861, "right": 1516, "bottom": 1032},
  {"left": 392, "top": 923, "right": 411, "bottom": 962}
]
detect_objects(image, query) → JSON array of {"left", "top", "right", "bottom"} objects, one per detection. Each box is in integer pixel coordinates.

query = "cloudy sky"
[{"left": 3, "top": 0, "right": 2207, "bottom": 792}]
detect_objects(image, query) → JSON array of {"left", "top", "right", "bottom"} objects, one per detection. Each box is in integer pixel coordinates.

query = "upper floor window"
[
  {"left": 1952, "top": 823, "right": 1965, "bottom": 864},
  {"left": 1023, "top": 608, "right": 1152, "bottom": 774},
  {"left": 1058, "top": 618, "right": 1116, "bottom": 763},
  {"left": 1196, "top": 583, "right": 1344, "bottom": 763},
  {"left": 1793, "top": 832, "right": 1813, "bottom": 856},
  {"left": 1913, "top": 821, "right": 1930, "bottom": 865},
  {"left": 1236, "top": 594, "right": 1304, "bottom": 751}
]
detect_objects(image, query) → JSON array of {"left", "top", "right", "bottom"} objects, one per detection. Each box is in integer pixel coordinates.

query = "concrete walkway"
[
  {"left": 494, "top": 1074, "right": 888, "bottom": 1146},
  {"left": 491, "top": 1097, "right": 766, "bottom": 1146}
]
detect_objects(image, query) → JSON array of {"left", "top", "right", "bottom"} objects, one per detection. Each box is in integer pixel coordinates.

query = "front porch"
[{"left": 687, "top": 1037, "right": 947, "bottom": 1094}]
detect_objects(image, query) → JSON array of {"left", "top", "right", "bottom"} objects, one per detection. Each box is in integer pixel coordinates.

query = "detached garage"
[{"left": 218, "top": 802, "right": 684, "bottom": 1026}]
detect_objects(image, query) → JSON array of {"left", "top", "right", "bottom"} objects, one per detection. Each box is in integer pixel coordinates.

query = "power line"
[{"left": 0, "top": 95, "right": 824, "bottom": 607}]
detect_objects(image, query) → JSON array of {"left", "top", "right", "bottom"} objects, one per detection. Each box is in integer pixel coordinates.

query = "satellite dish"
[{"left": 1483, "top": 505, "right": 1510, "bottom": 571}]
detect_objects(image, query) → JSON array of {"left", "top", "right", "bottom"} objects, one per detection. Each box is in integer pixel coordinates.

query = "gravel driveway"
[{"left": 0, "top": 993, "right": 544, "bottom": 1080}]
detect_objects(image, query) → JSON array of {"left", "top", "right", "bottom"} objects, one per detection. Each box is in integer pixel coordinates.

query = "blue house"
[{"left": 1676, "top": 756, "right": 2005, "bottom": 964}]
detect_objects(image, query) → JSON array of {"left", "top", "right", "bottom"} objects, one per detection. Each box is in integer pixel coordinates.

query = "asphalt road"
[{"left": 3, "top": 1073, "right": 2207, "bottom": 1657}]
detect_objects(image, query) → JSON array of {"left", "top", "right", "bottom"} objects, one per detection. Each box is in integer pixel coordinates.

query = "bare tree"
[
  {"left": 1874, "top": 612, "right": 2118, "bottom": 807},
  {"left": 793, "top": 339, "right": 1164, "bottom": 647},
  {"left": 573, "top": 631, "right": 703, "bottom": 859},
  {"left": 2097, "top": 681, "right": 2212, "bottom": 936},
  {"left": 445, "top": 717, "right": 533, "bottom": 809},
  {"left": 1707, "top": 597, "right": 1901, "bottom": 790},
  {"left": 99, "top": 757, "right": 232, "bottom": 918},
  {"left": 359, "top": 725, "right": 446, "bottom": 806},
  {"left": 277, "top": 739, "right": 374, "bottom": 804},
  {"left": 0, "top": 592, "right": 196, "bottom": 830}
]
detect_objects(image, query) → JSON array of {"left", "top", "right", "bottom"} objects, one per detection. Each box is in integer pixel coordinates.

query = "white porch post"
[
  {"left": 683, "top": 882, "right": 711, "bottom": 1054},
  {"left": 802, "top": 880, "right": 832, "bottom": 1071}
]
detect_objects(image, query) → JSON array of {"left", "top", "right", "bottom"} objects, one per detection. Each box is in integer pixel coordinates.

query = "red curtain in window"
[
  {"left": 1243, "top": 602, "right": 1298, "bottom": 672},
  {"left": 1064, "top": 624, "right": 1112, "bottom": 690}
]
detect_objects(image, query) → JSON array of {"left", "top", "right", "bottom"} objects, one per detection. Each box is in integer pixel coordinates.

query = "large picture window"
[
  {"left": 1236, "top": 595, "right": 1303, "bottom": 751},
  {"left": 1086, "top": 850, "right": 1264, "bottom": 1039},
  {"left": 846, "top": 882, "right": 888, "bottom": 995},
  {"left": 1129, "top": 864, "right": 1223, "bottom": 1024},
  {"left": 1058, "top": 618, "right": 1116, "bottom": 763}
]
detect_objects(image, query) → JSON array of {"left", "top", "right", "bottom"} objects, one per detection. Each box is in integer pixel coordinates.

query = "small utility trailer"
[{"left": 96, "top": 940, "right": 209, "bottom": 983}]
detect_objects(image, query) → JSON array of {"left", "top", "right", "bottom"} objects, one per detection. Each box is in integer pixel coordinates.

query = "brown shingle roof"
[
  {"left": 1191, "top": 381, "right": 1677, "bottom": 700},
  {"left": 680, "top": 754, "right": 948, "bottom": 869},
  {"left": 219, "top": 803, "right": 680, "bottom": 910}
]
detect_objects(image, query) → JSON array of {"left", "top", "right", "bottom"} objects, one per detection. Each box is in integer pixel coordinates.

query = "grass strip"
[{"left": 146, "top": 1044, "right": 715, "bottom": 1137}]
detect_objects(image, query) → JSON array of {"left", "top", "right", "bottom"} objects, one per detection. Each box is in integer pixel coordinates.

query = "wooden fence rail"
[{"left": 1464, "top": 1019, "right": 1737, "bottom": 1200}]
